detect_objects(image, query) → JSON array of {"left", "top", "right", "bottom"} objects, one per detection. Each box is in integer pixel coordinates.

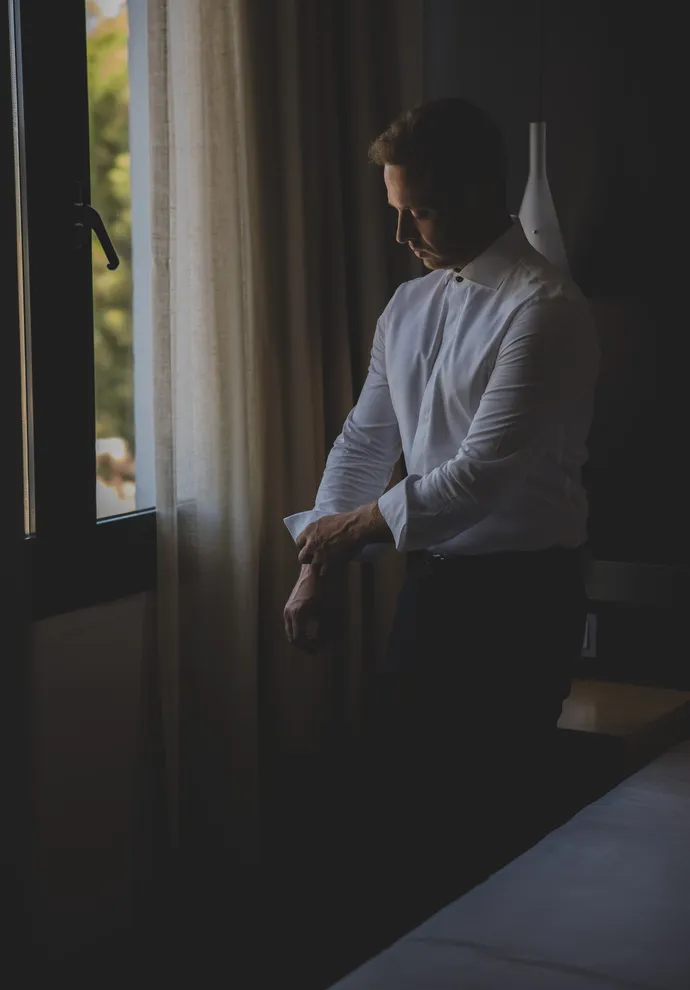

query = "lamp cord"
[{"left": 537, "top": 0, "right": 544, "bottom": 121}]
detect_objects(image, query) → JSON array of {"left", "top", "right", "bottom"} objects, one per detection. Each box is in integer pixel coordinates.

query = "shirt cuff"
[
  {"left": 283, "top": 509, "right": 331, "bottom": 543},
  {"left": 377, "top": 483, "right": 409, "bottom": 553}
]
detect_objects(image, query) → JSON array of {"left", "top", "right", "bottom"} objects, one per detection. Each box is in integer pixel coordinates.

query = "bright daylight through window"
[{"left": 88, "top": 0, "right": 153, "bottom": 518}]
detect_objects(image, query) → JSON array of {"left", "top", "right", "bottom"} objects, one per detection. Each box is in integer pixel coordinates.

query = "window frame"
[
  {"left": 2, "top": 4, "right": 31, "bottom": 948},
  {"left": 9, "top": 0, "right": 155, "bottom": 621}
]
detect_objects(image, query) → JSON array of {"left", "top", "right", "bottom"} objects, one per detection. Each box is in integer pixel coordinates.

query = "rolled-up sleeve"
[
  {"left": 284, "top": 300, "right": 402, "bottom": 545},
  {"left": 377, "top": 296, "right": 597, "bottom": 553}
]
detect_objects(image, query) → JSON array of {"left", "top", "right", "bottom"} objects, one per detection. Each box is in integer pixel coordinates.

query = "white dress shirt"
[{"left": 284, "top": 218, "right": 600, "bottom": 556}]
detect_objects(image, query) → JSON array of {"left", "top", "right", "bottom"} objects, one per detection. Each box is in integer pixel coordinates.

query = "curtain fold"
[{"left": 146, "top": 0, "right": 423, "bottom": 896}]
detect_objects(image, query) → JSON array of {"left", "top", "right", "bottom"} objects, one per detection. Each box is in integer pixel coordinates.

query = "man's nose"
[{"left": 396, "top": 211, "right": 413, "bottom": 244}]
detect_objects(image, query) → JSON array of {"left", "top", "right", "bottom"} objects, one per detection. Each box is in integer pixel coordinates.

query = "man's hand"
[
  {"left": 283, "top": 564, "right": 342, "bottom": 654},
  {"left": 295, "top": 501, "right": 393, "bottom": 576}
]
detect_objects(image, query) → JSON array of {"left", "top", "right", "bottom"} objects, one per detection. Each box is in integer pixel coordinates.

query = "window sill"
[{"left": 27, "top": 509, "right": 156, "bottom": 621}]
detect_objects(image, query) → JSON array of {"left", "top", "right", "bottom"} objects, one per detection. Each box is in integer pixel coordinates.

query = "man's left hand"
[{"left": 296, "top": 501, "right": 393, "bottom": 575}]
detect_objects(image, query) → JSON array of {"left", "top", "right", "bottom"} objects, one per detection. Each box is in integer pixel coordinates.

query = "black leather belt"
[
  {"left": 408, "top": 550, "right": 468, "bottom": 575},
  {"left": 408, "top": 546, "right": 581, "bottom": 577}
]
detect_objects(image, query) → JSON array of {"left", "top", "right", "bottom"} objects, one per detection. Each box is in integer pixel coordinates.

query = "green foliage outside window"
[{"left": 87, "top": 1, "right": 133, "bottom": 453}]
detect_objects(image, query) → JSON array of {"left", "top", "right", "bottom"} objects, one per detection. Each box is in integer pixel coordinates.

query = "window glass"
[{"left": 88, "top": 0, "right": 136, "bottom": 517}]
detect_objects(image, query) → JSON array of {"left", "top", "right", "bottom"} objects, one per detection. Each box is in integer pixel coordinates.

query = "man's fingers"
[
  {"left": 290, "top": 606, "right": 322, "bottom": 654},
  {"left": 284, "top": 603, "right": 304, "bottom": 649},
  {"left": 295, "top": 525, "right": 313, "bottom": 552},
  {"left": 293, "top": 622, "right": 318, "bottom": 654},
  {"left": 299, "top": 548, "right": 320, "bottom": 567},
  {"left": 284, "top": 608, "right": 294, "bottom": 644},
  {"left": 284, "top": 604, "right": 304, "bottom": 647}
]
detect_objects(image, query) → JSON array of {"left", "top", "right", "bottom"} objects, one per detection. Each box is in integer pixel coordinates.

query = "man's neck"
[{"left": 449, "top": 212, "right": 513, "bottom": 271}]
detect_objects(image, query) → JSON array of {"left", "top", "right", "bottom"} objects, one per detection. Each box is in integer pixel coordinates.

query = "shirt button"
[{"left": 455, "top": 275, "right": 463, "bottom": 283}]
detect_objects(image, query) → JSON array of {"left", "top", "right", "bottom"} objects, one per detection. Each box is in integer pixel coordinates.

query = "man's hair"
[{"left": 368, "top": 97, "right": 507, "bottom": 209}]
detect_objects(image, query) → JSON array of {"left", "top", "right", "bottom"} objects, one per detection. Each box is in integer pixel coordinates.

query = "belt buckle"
[
  {"left": 424, "top": 551, "right": 447, "bottom": 574},
  {"left": 411, "top": 550, "right": 446, "bottom": 575}
]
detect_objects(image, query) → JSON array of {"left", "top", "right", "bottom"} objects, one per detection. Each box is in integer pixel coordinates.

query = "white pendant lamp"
[
  {"left": 518, "top": 121, "right": 570, "bottom": 274},
  {"left": 518, "top": 2, "right": 570, "bottom": 275}
]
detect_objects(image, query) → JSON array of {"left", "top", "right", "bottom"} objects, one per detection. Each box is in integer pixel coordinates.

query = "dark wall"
[{"left": 424, "top": 1, "right": 685, "bottom": 569}]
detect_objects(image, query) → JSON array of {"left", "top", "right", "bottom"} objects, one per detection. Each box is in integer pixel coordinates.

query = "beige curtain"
[{"left": 147, "top": 0, "right": 423, "bottom": 883}]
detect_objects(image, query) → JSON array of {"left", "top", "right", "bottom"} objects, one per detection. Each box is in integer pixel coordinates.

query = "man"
[{"left": 283, "top": 98, "right": 599, "bottom": 884}]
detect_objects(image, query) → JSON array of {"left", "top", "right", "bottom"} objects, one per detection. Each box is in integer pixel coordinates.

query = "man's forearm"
[
  {"left": 355, "top": 499, "right": 395, "bottom": 545},
  {"left": 294, "top": 499, "right": 394, "bottom": 573}
]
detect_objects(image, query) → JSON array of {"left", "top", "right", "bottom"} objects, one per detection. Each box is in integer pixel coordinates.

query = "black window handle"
[{"left": 74, "top": 185, "right": 120, "bottom": 271}]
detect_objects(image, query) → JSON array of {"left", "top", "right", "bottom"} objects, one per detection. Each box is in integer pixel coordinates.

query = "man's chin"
[{"left": 411, "top": 247, "right": 443, "bottom": 269}]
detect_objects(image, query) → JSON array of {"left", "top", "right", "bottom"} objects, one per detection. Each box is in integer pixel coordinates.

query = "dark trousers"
[{"left": 352, "top": 545, "right": 587, "bottom": 898}]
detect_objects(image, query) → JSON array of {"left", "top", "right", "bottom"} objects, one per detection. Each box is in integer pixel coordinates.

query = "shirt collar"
[{"left": 449, "top": 216, "right": 528, "bottom": 290}]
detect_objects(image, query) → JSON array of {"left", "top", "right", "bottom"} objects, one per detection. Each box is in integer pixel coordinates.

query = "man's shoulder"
[
  {"left": 502, "top": 253, "right": 591, "bottom": 326},
  {"left": 509, "top": 244, "right": 587, "bottom": 306},
  {"left": 503, "top": 266, "right": 598, "bottom": 365}
]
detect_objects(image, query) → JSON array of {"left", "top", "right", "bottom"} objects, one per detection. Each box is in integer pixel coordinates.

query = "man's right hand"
[{"left": 283, "top": 564, "right": 342, "bottom": 654}]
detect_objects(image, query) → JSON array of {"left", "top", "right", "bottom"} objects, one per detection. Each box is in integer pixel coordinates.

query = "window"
[
  {"left": 6, "top": 0, "right": 155, "bottom": 618},
  {"left": 88, "top": 0, "right": 155, "bottom": 519}
]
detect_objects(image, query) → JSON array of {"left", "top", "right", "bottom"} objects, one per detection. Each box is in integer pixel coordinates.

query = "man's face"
[{"left": 384, "top": 164, "right": 475, "bottom": 270}]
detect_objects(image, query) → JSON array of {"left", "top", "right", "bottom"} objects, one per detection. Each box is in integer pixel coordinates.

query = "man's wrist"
[
  {"left": 300, "top": 561, "right": 344, "bottom": 588},
  {"left": 356, "top": 500, "right": 394, "bottom": 545}
]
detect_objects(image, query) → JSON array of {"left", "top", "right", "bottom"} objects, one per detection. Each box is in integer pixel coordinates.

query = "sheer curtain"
[{"left": 146, "top": 0, "right": 423, "bottom": 898}]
